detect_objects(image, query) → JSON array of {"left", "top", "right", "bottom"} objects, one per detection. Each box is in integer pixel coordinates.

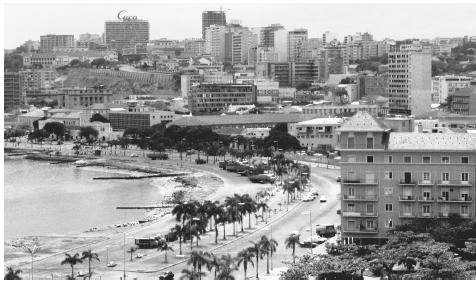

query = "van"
[{"left": 315, "top": 224, "right": 336, "bottom": 238}]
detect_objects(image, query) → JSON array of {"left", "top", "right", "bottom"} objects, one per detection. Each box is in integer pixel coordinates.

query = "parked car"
[
  {"left": 336, "top": 176, "right": 341, "bottom": 182},
  {"left": 130, "top": 153, "right": 139, "bottom": 158},
  {"left": 302, "top": 195, "right": 314, "bottom": 202},
  {"left": 195, "top": 158, "right": 206, "bottom": 164},
  {"left": 320, "top": 195, "right": 327, "bottom": 202},
  {"left": 147, "top": 153, "right": 168, "bottom": 160}
]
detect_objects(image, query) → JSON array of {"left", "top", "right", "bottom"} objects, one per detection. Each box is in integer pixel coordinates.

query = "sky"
[{"left": 4, "top": 2, "right": 476, "bottom": 49}]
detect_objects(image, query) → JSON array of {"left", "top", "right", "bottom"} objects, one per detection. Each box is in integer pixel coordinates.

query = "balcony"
[
  {"left": 339, "top": 143, "right": 387, "bottom": 150},
  {"left": 400, "top": 212, "right": 416, "bottom": 218},
  {"left": 342, "top": 179, "right": 378, "bottom": 186},
  {"left": 418, "top": 212, "right": 434, "bottom": 218},
  {"left": 418, "top": 181, "right": 434, "bottom": 186},
  {"left": 437, "top": 196, "right": 473, "bottom": 203},
  {"left": 342, "top": 211, "right": 378, "bottom": 218},
  {"left": 342, "top": 226, "right": 379, "bottom": 233},
  {"left": 418, "top": 196, "right": 436, "bottom": 202},
  {"left": 342, "top": 195, "right": 378, "bottom": 201},
  {"left": 437, "top": 180, "right": 472, "bottom": 187},
  {"left": 399, "top": 195, "right": 416, "bottom": 202},
  {"left": 399, "top": 181, "right": 417, "bottom": 186}
]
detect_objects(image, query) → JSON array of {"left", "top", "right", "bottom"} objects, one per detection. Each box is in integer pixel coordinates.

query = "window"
[
  {"left": 385, "top": 171, "right": 393, "bottom": 179},
  {"left": 348, "top": 187, "right": 355, "bottom": 196},
  {"left": 347, "top": 203, "right": 355, "bottom": 212},
  {"left": 442, "top": 156, "right": 450, "bottom": 163},
  {"left": 462, "top": 173, "right": 469, "bottom": 182},
  {"left": 366, "top": 156, "right": 374, "bottom": 163},
  {"left": 423, "top": 191, "right": 431, "bottom": 200},
  {"left": 384, "top": 187, "right": 393, "bottom": 196},
  {"left": 366, "top": 137, "right": 374, "bottom": 149},
  {"left": 366, "top": 204, "right": 374, "bottom": 214},
  {"left": 423, "top": 205, "right": 430, "bottom": 214},
  {"left": 461, "top": 206, "right": 469, "bottom": 215},
  {"left": 385, "top": 155, "right": 393, "bottom": 163},
  {"left": 442, "top": 172, "right": 449, "bottom": 182},
  {"left": 384, "top": 219, "right": 393, "bottom": 228},
  {"left": 366, "top": 220, "right": 374, "bottom": 229},
  {"left": 404, "top": 156, "right": 412, "bottom": 163},
  {"left": 385, "top": 204, "right": 393, "bottom": 212},
  {"left": 462, "top": 157, "right": 469, "bottom": 164},
  {"left": 423, "top": 156, "right": 431, "bottom": 163},
  {"left": 423, "top": 172, "right": 431, "bottom": 182},
  {"left": 347, "top": 137, "right": 355, "bottom": 149}
]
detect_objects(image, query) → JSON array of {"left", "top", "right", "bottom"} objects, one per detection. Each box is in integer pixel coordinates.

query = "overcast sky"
[{"left": 4, "top": 2, "right": 476, "bottom": 49}]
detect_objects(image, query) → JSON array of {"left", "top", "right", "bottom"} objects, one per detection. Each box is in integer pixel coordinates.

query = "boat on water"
[
  {"left": 73, "top": 160, "right": 88, "bottom": 167},
  {"left": 107, "top": 261, "right": 117, "bottom": 267}
]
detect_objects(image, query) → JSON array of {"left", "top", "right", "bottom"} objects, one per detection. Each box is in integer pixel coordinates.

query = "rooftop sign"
[{"left": 117, "top": 10, "right": 138, "bottom": 21}]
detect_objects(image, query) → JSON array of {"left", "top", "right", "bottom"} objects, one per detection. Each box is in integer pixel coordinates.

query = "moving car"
[
  {"left": 319, "top": 195, "right": 327, "bottom": 202},
  {"left": 299, "top": 235, "right": 326, "bottom": 247},
  {"left": 302, "top": 195, "right": 314, "bottom": 202},
  {"left": 107, "top": 261, "right": 118, "bottom": 267}
]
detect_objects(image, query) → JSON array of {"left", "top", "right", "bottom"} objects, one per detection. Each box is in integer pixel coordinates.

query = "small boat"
[
  {"left": 107, "top": 261, "right": 118, "bottom": 267},
  {"left": 74, "top": 160, "right": 88, "bottom": 167}
]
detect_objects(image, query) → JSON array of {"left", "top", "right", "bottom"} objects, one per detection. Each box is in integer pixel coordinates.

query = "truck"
[
  {"left": 315, "top": 224, "right": 337, "bottom": 238},
  {"left": 147, "top": 153, "right": 169, "bottom": 160}
]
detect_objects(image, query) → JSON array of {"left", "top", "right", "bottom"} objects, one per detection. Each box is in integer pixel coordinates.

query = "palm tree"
[
  {"left": 241, "top": 194, "right": 257, "bottom": 230},
  {"left": 236, "top": 249, "right": 255, "bottom": 280},
  {"left": 180, "top": 268, "right": 202, "bottom": 280},
  {"left": 127, "top": 246, "right": 136, "bottom": 261},
  {"left": 285, "top": 234, "right": 300, "bottom": 263},
  {"left": 81, "top": 249, "right": 99, "bottom": 280},
  {"left": 22, "top": 241, "right": 40, "bottom": 280},
  {"left": 205, "top": 252, "right": 221, "bottom": 280},
  {"left": 225, "top": 195, "right": 239, "bottom": 236},
  {"left": 4, "top": 267, "right": 22, "bottom": 280},
  {"left": 61, "top": 253, "right": 83, "bottom": 279},
  {"left": 207, "top": 201, "right": 223, "bottom": 244},
  {"left": 172, "top": 201, "right": 197, "bottom": 231},
  {"left": 257, "top": 202, "right": 269, "bottom": 223},
  {"left": 217, "top": 205, "right": 231, "bottom": 241},
  {"left": 260, "top": 235, "right": 278, "bottom": 274},
  {"left": 217, "top": 254, "right": 236, "bottom": 280},
  {"left": 158, "top": 241, "right": 174, "bottom": 263},
  {"left": 173, "top": 224, "right": 184, "bottom": 255},
  {"left": 248, "top": 241, "right": 264, "bottom": 280},
  {"left": 188, "top": 251, "right": 209, "bottom": 280}
]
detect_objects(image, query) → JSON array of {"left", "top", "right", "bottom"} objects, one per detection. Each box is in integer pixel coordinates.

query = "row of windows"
[
  {"left": 382, "top": 171, "right": 469, "bottom": 182},
  {"left": 382, "top": 155, "right": 469, "bottom": 164},
  {"left": 297, "top": 134, "right": 334, "bottom": 139}
]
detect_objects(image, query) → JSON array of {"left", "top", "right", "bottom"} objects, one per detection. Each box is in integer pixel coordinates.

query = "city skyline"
[{"left": 4, "top": 2, "right": 476, "bottom": 49}]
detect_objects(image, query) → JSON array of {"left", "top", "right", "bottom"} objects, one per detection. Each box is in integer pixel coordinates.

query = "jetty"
[
  {"left": 116, "top": 204, "right": 174, "bottom": 210},
  {"left": 93, "top": 173, "right": 187, "bottom": 180}
]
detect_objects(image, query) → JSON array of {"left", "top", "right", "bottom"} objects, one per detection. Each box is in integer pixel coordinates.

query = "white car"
[
  {"left": 130, "top": 153, "right": 139, "bottom": 158},
  {"left": 319, "top": 196, "right": 327, "bottom": 202}
]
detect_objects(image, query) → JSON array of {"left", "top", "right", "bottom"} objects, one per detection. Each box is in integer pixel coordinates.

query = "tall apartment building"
[
  {"left": 387, "top": 45, "right": 432, "bottom": 116},
  {"left": 449, "top": 85, "right": 476, "bottom": 115},
  {"left": 259, "top": 24, "right": 284, "bottom": 47},
  {"left": 256, "top": 46, "right": 279, "bottom": 63},
  {"left": 319, "top": 42, "right": 348, "bottom": 81},
  {"left": 104, "top": 18, "right": 149, "bottom": 52},
  {"left": 4, "top": 72, "right": 23, "bottom": 112},
  {"left": 19, "top": 70, "right": 57, "bottom": 97},
  {"left": 265, "top": 62, "right": 318, "bottom": 87},
  {"left": 431, "top": 75, "right": 472, "bottom": 104},
  {"left": 205, "top": 25, "right": 227, "bottom": 62},
  {"left": 323, "top": 31, "right": 339, "bottom": 44},
  {"left": 273, "top": 29, "right": 288, "bottom": 62},
  {"left": 357, "top": 74, "right": 388, "bottom": 99},
  {"left": 288, "top": 29, "right": 308, "bottom": 63},
  {"left": 188, "top": 83, "right": 257, "bottom": 115},
  {"left": 40, "top": 34, "right": 75, "bottom": 53},
  {"left": 338, "top": 111, "right": 476, "bottom": 244},
  {"left": 231, "top": 28, "right": 258, "bottom": 65},
  {"left": 202, "top": 11, "right": 227, "bottom": 39}
]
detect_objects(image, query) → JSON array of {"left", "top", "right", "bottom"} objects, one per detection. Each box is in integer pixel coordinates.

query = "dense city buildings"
[
  {"left": 288, "top": 29, "right": 308, "bottom": 63},
  {"left": 263, "top": 61, "right": 319, "bottom": 87},
  {"left": 302, "top": 103, "right": 380, "bottom": 117},
  {"left": 319, "top": 41, "right": 348, "bottom": 81},
  {"left": 188, "top": 83, "right": 257, "bottom": 115},
  {"left": 289, "top": 117, "right": 343, "bottom": 151},
  {"left": 338, "top": 111, "right": 476, "bottom": 243},
  {"left": 202, "top": 10, "right": 227, "bottom": 39},
  {"left": 4, "top": 72, "right": 23, "bottom": 112},
  {"left": 104, "top": 16, "right": 149, "bottom": 53},
  {"left": 205, "top": 25, "right": 228, "bottom": 62},
  {"left": 259, "top": 24, "right": 284, "bottom": 47},
  {"left": 19, "top": 69, "right": 57, "bottom": 97},
  {"left": 40, "top": 34, "right": 75, "bottom": 53},
  {"left": 387, "top": 44, "right": 432, "bottom": 116},
  {"left": 357, "top": 74, "right": 388, "bottom": 99},
  {"left": 449, "top": 85, "right": 476, "bottom": 115},
  {"left": 431, "top": 75, "right": 472, "bottom": 104}
]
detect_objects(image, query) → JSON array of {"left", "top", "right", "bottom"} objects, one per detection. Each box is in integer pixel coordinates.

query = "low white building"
[
  {"left": 242, "top": 127, "right": 271, "bottom": 139},
  {"left": 289, "top": 117, "right": 343, "bottom": 151}
]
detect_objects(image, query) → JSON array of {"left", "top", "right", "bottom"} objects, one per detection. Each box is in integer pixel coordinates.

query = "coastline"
[{"left": 4, "top": 146, "right": 223, "bottom": 267}]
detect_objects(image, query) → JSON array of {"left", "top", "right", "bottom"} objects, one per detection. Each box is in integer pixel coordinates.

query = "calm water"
[{"left": 4, "top": 158, "right": 163, "bottom": 240}]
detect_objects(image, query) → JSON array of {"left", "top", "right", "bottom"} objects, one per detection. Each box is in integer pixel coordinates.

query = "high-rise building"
[
  {"left": 19, "top": 69, "right": 57, "bottom": 97},
  {"left": 323, "top": 31, "right": 339, "bottom": 44},
  {"left": 273, "top": 29, "right": 288, "bottom": 62},
  {"left": 357, "top": 74, "right": 389, "bottom": 99},
  {"left": 184, "top": 39, "right": 206, "bottom": 56},
  {"left": 205, "top": 25, "right": 227, "bottom": 62},
  {"left": 319, "top": 41, "right": 348, "bottom": 81},
  {"left": 338, "top": 111, "right": 476, "bottom": 244},
  {"left": 4, "top": 72, "right": 23, "bottom": 112},
  {"left": 449, "top": 85, "right": 476, "bottom": 115},
  {"left": 256, "top": 46, "right": 279, "bottom": 63},
  {"left": 260, "top": 24, "right": 285, "bottom": 47},
  {"left": 264, "top": 62, "right": 318, "bottom": 87},
  {"left": 388, "top": 44, "right": 432, "bottom": 116},
  {"left": 231, "top": 28, "right": 258, "bottom": 65},
  {"left": 202, "top": 11, "right": 227, "bottom": 39},
  {"left": 104, "top": 17, "right": 149, "bottom": 53},
  {"left": 40, "top": 34, "right": 75, "bottom": 53},
  {"left": 288, "top": 29, "right": 308, "bottom": 63}
]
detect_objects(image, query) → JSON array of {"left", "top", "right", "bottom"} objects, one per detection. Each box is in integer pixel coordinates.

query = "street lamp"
[{"left": 301, "top": 210, "right": 313, "bottom": 255}]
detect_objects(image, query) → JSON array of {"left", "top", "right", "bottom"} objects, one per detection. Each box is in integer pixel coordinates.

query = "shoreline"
[{"left": 4, "top": 148, "right": 222, "bottom": 254}]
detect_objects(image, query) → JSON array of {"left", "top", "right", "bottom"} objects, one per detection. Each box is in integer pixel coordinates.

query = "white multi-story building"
[
  {"left": 289, "top": 117, "right": 343, "bottom": 151},
  {"left": 431, "top": 75, "right": 472, "bottom": 104},
  {"left": 205, "top": 25, "right": 227, "bottom": 62},
  {"left": 273, "top": 29, "right": 288, "bottom": 62},
  {"left": 388, "top": 44, "right": 432, "bottom": 116},
  {"left": 231, "top": 28, "right": 258, "bottom": 65},
  {"left": 323, "top": 31, "right": 339, "bottom": 44},
  {"left": 257, "top": 46, "right": 279, "bottom": 63}
]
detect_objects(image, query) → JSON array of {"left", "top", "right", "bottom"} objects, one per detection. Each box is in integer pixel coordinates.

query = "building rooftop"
[
  {"left": 388, "top": 133, "right": 476, "bottom": 151},
  {"left": 51, "top": 112, "right": 82, "bottom": 119},
  {"left": 296, "top": 117, "right": 343, "bottom": 126},
  {"left": 19, "top": 110, "right": 46, "bottom": 118},
  {"left": 338, "top": 111, "right": 389, "bottom": 132},
  {"left": 169, "top": 113, "right": 308, "bottom": 127}
]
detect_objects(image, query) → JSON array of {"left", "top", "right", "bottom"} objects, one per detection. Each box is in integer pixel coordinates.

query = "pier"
[
  {"left": 93, "top": 173, "right": 187, "bottom": 180},
  {"left": 116, "top": 205, "right": 174, "bottom": 210}
]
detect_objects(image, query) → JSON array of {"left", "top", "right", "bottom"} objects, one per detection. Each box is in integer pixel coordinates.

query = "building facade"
[
  {"left": 302, "top": 103, "right": 380, "bottom": 117},
  {"left": 449, "top": 85, "right": 476, "bottom": 115},
  {"left": 40, "top": 34, "right": 74, "bottom": 53},
  {"left": 265, "top": 62, "right": 319, "bottom": 87},
  {"left": 357, "top": 74, "right": 388, "bottom": 99},
  {"left": 109, "top": 108, "right": 176, "bottom": 131},
  {"left": 289, "top": 117, "right": 343, "bottom": 151},
  {"left": 288, "top": 29, "right": 308, "bottom": 63},
  {"left": 104, "top": 18, "right": 149, "bottom": 52},
  {"left": 338, "top": 111, "right": 476, "bottom": 243},
  {"left": 431, "top": 75, "right": 472, "bottom": 104},
  {"left": 188, "top": 83, "right": 257, "bottom": 115},
  {"left": 388, "top": 45, "right": 432, "bottom": 116},
  {"left": 202, "top": 11, "right": 227, "bottom": 39},
  {"left": 61, "top": 88, "right": 114, "bottom": 109},
  {"left": 205, "top": 25, "right": 227, "bottom": 62},
  {"left": 4, "top": 72, "right": 23, "bottom": 112}
]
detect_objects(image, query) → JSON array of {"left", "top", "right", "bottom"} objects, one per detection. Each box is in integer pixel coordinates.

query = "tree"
[
  {"left": 89, "top": 113, "right": 109, "bottom": 123},
  {"left": 79, "top": 126, "right": 99, "bottom": 142},
  {"left": 69, "top": 59, "right": 81, "bottom": 67},
  {"left": 205, "top": 252, "right": 221, "bottom": 280},
  {"left": 61, "top": 253, "right": 83, "bottom": 279},
  {"left": 4, "top": 267, "right": 22, "bottom": 280},
  {"left": 257, "top": 202, "right": 269, "bottom": 223},
  {"left": 236, "top": 249, "right": 255, "bottom": 280},
  {"left": 216, "top": 254, "right": 237, "bottom": 280},
  {"left": 295, "top": 80, "right": 311, "bottom": 91},
  {"left": 127, "top": 246, "right": 136, "bottom": 261},
  {"left": 173, "top": 224, "right": 184, "bottom": 255},
  {"left": 81, "top": 249, "right": 99, "bottom": 280},
  {"left": 260, "top": 235, "right": 278, "bottom": 274},
  {"left": 248, "top": 241, "right": 264, "bottom": 279},
  {"left": 43, "top": 122, "right": 66, "bottom": 139},
  {"left": 22, "top": 240, "right": 40, "bottom": 280},
  {"left": 158, "top": 240, "right": 174, "bottom": 263},
  {"left": 91, "top": 58, "right": 107, "bottom": 67},
  {"left": 180, "top": 268, "right": 202, "bottom": 280},
  {"left": 285, "top": 234, "right": 300, "bottom": 263},
  {"left": 188, "top": 251, "right": 209, "bottom": 280}
]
